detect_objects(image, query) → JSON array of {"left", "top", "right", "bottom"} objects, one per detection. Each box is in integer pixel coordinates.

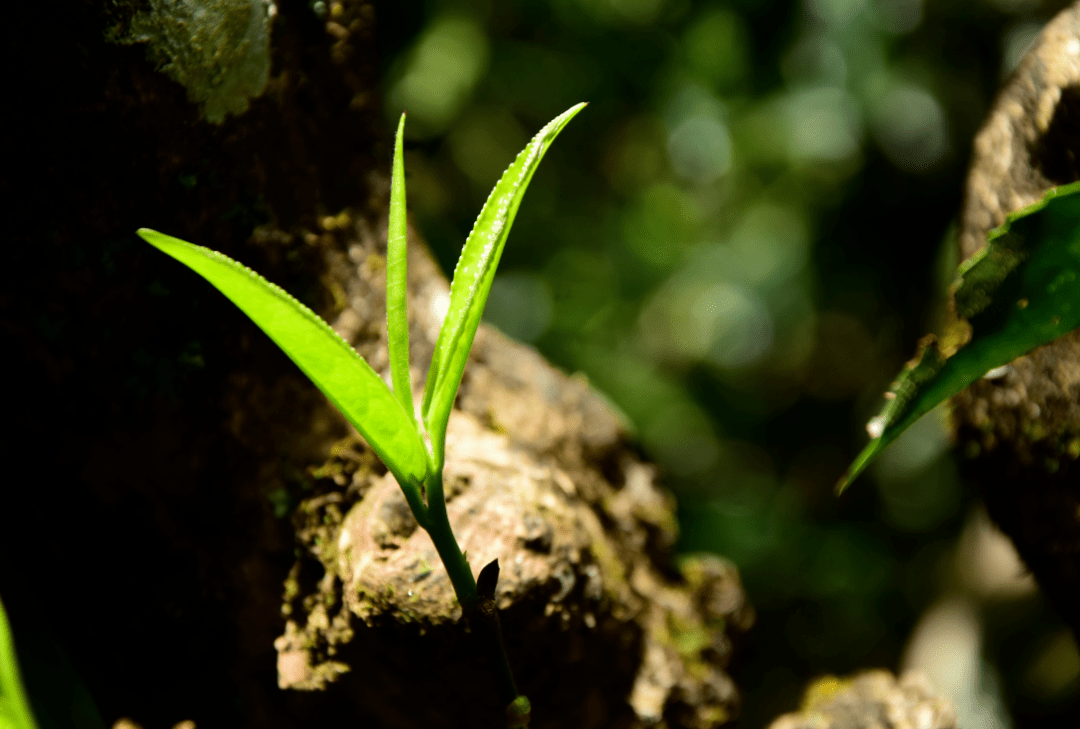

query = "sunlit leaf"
[
  {"left": 138, "top": 229, "right": 429, "bottom": 492},
  {"left": 420, "top": 102, "right": 587, "bottom": 467},
  {"left": 387, "top": 112, "right": 416, "bottom": 426},
  {"left": 839, "top": 180, "right": 1080, "bottom": 492},
  {"left": 0, "top": 595, "right": 39, "bottom": 729}
]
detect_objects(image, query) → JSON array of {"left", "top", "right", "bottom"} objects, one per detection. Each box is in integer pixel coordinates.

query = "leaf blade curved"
[
  {"left": 420, "top": 102, "right": 587, "bottom": 466},
  {"left": 838, "top": 180, "right": 1080, "bottom": 492},
  {"left": 138, "top": 228, "right": 429, "bottom": 489}
]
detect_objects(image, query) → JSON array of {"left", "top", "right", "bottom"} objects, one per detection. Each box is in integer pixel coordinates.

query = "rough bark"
[
  {"left": 1, "top": 1, "right": 386, "bottom": 725},
  {"left": 267, "top": 203, "right": 753, "bottom": 728},
  {"left": 0, "top": 1, "right": 751, "bottom": 727},
  {"left": 952, "top": 0, "right": 1080, "bottom": 638},
  {"left": 765, "top": 671, "right": 957, "bottom": 729}
]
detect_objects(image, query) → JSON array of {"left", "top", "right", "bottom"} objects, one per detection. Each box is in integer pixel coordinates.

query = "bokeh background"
[{"left": 372, "top": 0, "right": 1080, "bottom": 726}]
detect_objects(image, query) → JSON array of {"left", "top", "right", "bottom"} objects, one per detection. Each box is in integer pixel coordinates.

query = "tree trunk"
[{"left": 0, "top": 2, "right": 751, "bottom": 727}]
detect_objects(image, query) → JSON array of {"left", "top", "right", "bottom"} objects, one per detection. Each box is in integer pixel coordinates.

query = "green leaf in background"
[
  {"left": 137, "top": 229, "right": 430, "bottom": 495},
  {"left": 420, "top": 102, "right": 587, "bottom": 467},
  {"left": 839, "top": 180, "right": 1080, "bottom": 492},
  {"left": 387, "top": 112, "right": 416, "bottom": 427},
  {"left": 0, "top": 595, "right": 39, "bottom": 729}
]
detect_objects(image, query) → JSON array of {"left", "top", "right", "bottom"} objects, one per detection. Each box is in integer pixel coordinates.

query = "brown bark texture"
[
  {"left": 765, "top": 671, "right": 958, "bottom": 729},
  {"left": 953, "top": 0, "right": 1080, "bottom": 639},
  {"left": 0, "top": 1, "right": 754, "bottom": 728},
  {"left": 268, "top": 204, "right": 754, "bottom": 728}
]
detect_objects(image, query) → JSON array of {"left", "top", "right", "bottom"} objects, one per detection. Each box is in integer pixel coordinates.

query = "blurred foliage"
[{"left": 375, "top": 0, "right": 1079, "bottom": 725}]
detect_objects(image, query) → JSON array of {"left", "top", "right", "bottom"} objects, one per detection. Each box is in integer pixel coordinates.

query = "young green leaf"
[
  {"left": 838, "top": 180, "right": 1080, "bottom": 492},
  {"left": 387, "top": 112, "right": 415, "bottom": 426},
  {"left": 421, "top": 102, "right": 587, "bottom": 466},
  {"left": 137, "top": 228, "right": 429, "bottom": 492},
  {"left": 0, "top": 595, "right": 40, "bottom": 729}
]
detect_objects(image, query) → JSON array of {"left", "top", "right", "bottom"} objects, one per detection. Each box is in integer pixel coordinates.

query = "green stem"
[
  {"left": 398, "top": 477, "right": 431, "bottom": 531},
  {"left": 423, "top": 469, "right": 477, "bottom": 612},
  {"left": 421, "top": 470, "right": 527, "bottom": 721}
]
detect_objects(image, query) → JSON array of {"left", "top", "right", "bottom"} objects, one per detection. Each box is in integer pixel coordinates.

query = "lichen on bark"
[
  {"left": 766, "top": 670, "right": 958, "bottom": 729},
  {"left": 109, "top": 0, "right": 276, "bottom": 123}
]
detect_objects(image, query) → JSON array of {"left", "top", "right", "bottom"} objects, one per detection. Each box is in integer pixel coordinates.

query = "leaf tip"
[
  {"left": 836, "top": 436, "right": 882, "bottom": 497},
  {"left": 835, "top": 460, "right": 864, "bottom": 496},
  {"left": 137, "top": 228, "right": 172, "bottom": 249},
  {"left": 834, "top": 474, "right": 852, "bottom": 496}
]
